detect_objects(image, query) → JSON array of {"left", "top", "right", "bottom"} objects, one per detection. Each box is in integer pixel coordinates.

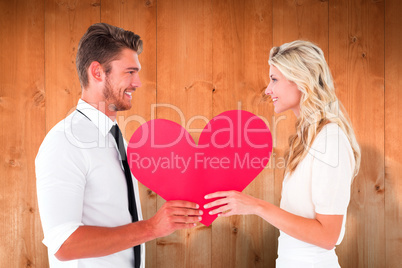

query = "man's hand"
[
  {"left": 55, "top": 200, "right": 202, "bottom": 261},
  {"left": 148, "top": 200, "right": 203, "bottom": 238}
]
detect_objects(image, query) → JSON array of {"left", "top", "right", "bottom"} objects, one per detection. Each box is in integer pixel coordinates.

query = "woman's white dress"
[{"left": 276, "top": 123, "right": 355, "bottom": 267}]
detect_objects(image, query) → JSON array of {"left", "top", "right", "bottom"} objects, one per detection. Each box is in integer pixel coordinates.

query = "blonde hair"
[{"left": 269, "top": 40, "right": 361, "bottom": 179}]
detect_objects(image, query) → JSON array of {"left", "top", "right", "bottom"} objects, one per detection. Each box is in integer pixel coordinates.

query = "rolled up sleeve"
[{"left": 36, "top": 130, "right": 87, "bottom": 255}]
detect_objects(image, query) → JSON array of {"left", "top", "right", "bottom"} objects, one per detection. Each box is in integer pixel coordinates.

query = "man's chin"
[
  {"left": 108, "top": 103, "right": 132, "bottom": 112},
  {"left": 123, "top": 104, "right": 132, "bottom": 111},
  {"left": 122, "top": 101, "right": 132, "bottom": 111}
]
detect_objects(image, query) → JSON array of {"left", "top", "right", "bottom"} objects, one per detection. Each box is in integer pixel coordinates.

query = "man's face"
[{"left": 103, "top": 48, "right": 142, "bottom": 112}]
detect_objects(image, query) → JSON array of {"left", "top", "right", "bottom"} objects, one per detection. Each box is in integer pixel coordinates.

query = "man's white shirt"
[{"left": 36, "top": 99, "right": 145, "bottom": 268}]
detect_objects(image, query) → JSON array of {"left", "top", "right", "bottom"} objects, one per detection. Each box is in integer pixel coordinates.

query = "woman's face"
[{"left": 265, "top": 65, "right": 301, "bottom": 117}]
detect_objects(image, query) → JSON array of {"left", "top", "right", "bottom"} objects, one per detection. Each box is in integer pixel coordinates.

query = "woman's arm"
[{"left": 204, "top": 191, "right": 343, "bottom": 250}]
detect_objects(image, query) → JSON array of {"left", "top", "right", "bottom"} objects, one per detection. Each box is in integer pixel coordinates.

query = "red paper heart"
[{"left": 127, "top": 110, "right": 272, "bottom": 226}]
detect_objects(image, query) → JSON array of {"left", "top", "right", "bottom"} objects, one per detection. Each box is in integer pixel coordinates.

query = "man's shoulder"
[
  {"left": 42, "top": 116, "right": 71, "bottom": 144},
  {"left": 39, "top": 112, "right": 98, "bottom": 152}
]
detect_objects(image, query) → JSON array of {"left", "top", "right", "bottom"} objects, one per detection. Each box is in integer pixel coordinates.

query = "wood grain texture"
[
  {"left": 156, "top": 0, "right": 213, "bottom": 267},
  {"left": 45, "top": 0, "right": 100, "bottom": 130},
  {"left": 329, "top": 0, "right": 385, "bottom": 267},
  {"left": 212, "top": 0, "right": 274, "bottom": 267},
  {"left": 0, "top": 0, "right": 47, "bottom": 267},
  {"left": 385, "top": 0, "right": 402, "bottom": 267},
  {"left": 101, "top": 1, "right": 158, "bottom": 266}
]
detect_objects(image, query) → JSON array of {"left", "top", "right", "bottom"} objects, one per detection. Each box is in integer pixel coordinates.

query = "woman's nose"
[{"left": 265, "top": 83, "right": 272, "bottom": 95}]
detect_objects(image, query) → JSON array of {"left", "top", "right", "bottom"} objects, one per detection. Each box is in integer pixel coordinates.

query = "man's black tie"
[{"left": 110, "top": 124, "right": 141, "bottom": 268}]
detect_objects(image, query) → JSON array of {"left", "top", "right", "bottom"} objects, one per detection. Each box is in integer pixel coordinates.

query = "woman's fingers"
[
  {"left": 204, "top": 190, "right": 258, "bottom": 216},
  {"left": 203, "top": 191, "right": 241, "bottom": 216},
  {"left": 204, "top": 190, "right": 235, "bottom": 200},
  {"left": 208, "top": 204, "right": 231, "bottom": 215},
  {"left": 203, "top": 197, "right": 229, "bottom": 209}
]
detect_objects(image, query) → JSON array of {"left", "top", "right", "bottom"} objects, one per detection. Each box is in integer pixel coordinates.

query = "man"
[{"left": 35, "top": 23, "right": 202, "bottom": 267}]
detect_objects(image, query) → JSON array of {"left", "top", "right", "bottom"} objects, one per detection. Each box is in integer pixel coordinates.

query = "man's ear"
[{"left": 88, "top": 61, "right": 105, "bottom": 83}]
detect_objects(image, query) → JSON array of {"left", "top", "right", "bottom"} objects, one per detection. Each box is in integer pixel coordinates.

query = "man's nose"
[{"left": 132, "top": 74, "right": 142, "bottom": 88}]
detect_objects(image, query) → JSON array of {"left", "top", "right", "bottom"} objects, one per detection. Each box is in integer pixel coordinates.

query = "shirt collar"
[{"left": 76, "top": 99, "right": 116, "bottom": 137}]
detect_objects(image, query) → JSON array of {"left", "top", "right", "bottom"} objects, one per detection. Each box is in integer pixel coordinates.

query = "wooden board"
[
  {"left": 329, "top": 0, "right": 385, "bottom": 267},
  {"left": 45, "top": 0, "right": 100, "bottom": 130},
  {"left": 101, "top": 1, "right": 158, "bottom": 266},
  {"left": 212, "top": 0, "right": 275, "bottom": 267},
  {"left": 385, "top": 0, "right": 402, "bottom": 267},
  {"left": 0, "top": 0, "right": 47, "bottom": 267},
  {"left": 156, "top": 0, "right": 213, "bottom": 267}
]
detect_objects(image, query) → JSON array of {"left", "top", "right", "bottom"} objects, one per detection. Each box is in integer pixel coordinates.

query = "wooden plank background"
[
  {"left": 0, "top": 0, "right": 400, "bottom": 267},
  {"left": 0, "top": 0, "right": 47, "bottom": 267},
  {"left": 329, "top": 1, "right": 386, "bottom": 267},
  {"left": 212, "top": 1, "right": 274, "bottom": 267},
  {"left": 385, "top": 0, "right": 402, "bottom": 267}
]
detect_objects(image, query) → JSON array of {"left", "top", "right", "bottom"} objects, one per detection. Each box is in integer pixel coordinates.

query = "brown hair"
[{"left": 76, "top": 23, "right": 143, "bottom": 88}]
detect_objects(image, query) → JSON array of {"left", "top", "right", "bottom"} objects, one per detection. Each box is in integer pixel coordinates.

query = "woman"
[{"left": 204, "top": 40, "right": 361, "bottom": 267}]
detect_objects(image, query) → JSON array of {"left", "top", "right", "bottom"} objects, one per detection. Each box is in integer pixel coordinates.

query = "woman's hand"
[
  {"left": 205, "top": 191, "right": 344, "bottom": 250},
  {"left": 203, "top": 190, "right": 261, "bottom": 217}
]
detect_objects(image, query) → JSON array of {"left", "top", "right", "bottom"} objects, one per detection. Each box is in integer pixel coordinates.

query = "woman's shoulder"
[
  {"left": 315, "top": 123, "right": 348, "bottom": 143},
  {"left": 310, "top": 123, "right": 353, "bottom": 160}
]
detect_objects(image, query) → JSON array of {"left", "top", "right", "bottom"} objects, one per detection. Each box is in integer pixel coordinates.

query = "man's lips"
[{"left": 124, "top": 89, "right": 136, "bottom": 98}]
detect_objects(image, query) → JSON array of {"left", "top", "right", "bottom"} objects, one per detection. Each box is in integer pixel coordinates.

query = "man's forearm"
[{"left": 55, "top": 220, "right": 155, "bottom": 261}]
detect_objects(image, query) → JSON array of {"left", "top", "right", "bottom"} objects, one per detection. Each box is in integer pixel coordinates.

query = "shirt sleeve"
[
  {"left": 35, "top": 129, "right": 87, "bottom": 255},
  {"left": 311, "top": 127, "right": 355, "bottom": 215}
]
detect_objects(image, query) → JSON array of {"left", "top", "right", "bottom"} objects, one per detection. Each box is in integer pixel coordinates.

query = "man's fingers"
[
  {"left": 165, "top": 200, "right": 200, "bottom": 209},
  {"left": 171, "top": 208, "right": 203, "bottom": 216},
  {"left": 171, "top": 215, "right": 202, "bottom": 223}
]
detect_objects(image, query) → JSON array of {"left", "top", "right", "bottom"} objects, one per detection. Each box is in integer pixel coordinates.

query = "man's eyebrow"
[{"left": 126, "top": 67, "right": 140, "bottom": 71}]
